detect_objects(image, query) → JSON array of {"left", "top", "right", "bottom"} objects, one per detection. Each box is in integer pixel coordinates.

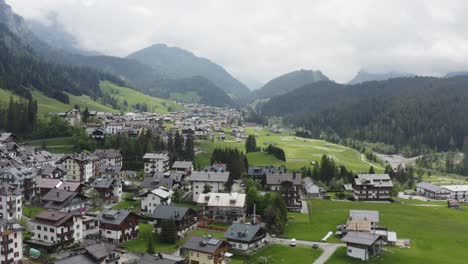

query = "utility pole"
[{"left": 253, "top": 203, "right": 256, "bottom": 224}]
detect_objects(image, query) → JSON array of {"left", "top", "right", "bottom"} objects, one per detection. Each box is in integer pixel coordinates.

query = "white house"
[
  {"left": 441, "top": 185, "right": 468, "bottom": 200},
  {"left": 105, "top": 123, "right": 124, "bottom": 135},
  {"left": 224, "top": 223, "right": 266, "bottom": 251},
  {"left": 96, "top": 209, "right": 139, "bottom": 244},
  {"left": 93, "top": 149, "right": 124, "bottom": 167},
  {"left": 190, "top": 171, "right": 230, "bottom": 202},
  {"left": 0, "top": 183, "right": 22, "bottom": 221},
  {"left": 0, "top": 220, "right": 23, "bottom": 263},
  {"left": 28, "top": 211, "right": 77, "bottom": 253},
  {"left": 140, "top": 186, "right": 174, "bottom": 215},
  {"left": 342, "top": 231, "right": 383, "bottom": 261},
  {"left": 143, "top": 153, "right": 170, "bottom": 175},
  {"left": 56, "top": 153, "right": 98, "bottom": 182}
]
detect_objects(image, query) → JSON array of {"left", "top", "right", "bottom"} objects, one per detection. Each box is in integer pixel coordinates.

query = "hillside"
[
  {"left": 261, "top": 76, "right": 468, "bottom": 151},
  {"left": 0, "top": 2, "right": 127, "bottom": 103},
  {"left": 147, "top": 76, "right": 236, "bottom": 107},
  {"left": 100, "top": 81, "right": 180, "bottom": 113},
  {"left": 0, "top": 81, "right": 180, "bottom": 115},
  {"left": 127, "top": 43, "right": 250, "bottom": 97},
  {"left": 348, "top": 70, "right": 415, "bottom": 84},
  {"left": 254, "top": 69, "right": 329, "bottom": 99}
]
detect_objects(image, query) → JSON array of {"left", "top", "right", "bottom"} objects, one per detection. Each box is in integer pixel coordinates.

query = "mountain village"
[{"left": 0, "top": 102, "right": 467, "bottom": 264}]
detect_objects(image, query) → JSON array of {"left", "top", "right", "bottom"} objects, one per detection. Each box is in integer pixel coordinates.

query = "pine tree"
[
  {"left": 369, "top": 166, "right": 375, "bottom": 174},
  {"left": 461, "top": 137, "right": 468, "bottom": 175}
]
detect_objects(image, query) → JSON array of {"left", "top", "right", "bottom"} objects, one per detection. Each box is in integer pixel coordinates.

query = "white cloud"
[{"left": 7, "top": 0, "right": 468, "bottom": 84}]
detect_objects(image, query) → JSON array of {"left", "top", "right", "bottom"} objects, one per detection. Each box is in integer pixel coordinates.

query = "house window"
[
  {"left": 348, "top": 249, "right": 352, "bottom": 253},
  {"left": 37, "top": 226, "right": 41, "bottom": 230}
]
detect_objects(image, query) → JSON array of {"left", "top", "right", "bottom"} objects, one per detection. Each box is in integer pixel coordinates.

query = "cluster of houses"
[{"left": 55, "top": 104, "right": 243, "bottom": 144}]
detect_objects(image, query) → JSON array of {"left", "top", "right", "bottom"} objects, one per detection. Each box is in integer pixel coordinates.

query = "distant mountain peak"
[
  {"left": 254, "top": 69, "right": 329, "bottom": 99},
  {"left": 127, "top": 43, "right": 250, "bottom": 97},
  {"left": 349, "top": 70, "right": 415, "bottom": 84}
]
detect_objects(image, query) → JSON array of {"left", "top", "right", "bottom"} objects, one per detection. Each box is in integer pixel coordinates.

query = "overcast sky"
[{"left": 8, "top": 0, "right": 468, "bottom": 87}]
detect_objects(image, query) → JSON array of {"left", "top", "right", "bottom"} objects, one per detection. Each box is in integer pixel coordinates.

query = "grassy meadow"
[
  {"left": 196, "top": 127, "right": 382, "bottom": 172},
  {"left": 101, "top": 81, "right": 181, "bottom": 113},
  {"left": 282, "top": 199, "right": 468, "bottom": 264}
]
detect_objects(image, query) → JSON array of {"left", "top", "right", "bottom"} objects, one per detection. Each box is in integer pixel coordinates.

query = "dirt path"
[{"left": 361, "top": 154, "right": 384, "bottom": 170}]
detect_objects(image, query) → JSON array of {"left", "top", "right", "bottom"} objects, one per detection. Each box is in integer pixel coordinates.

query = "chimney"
[
  {"left": 56, "top": 191, "right": 60, "bottom": 198},
  {"left": 293, "top": 172, "right": 296, "bottom": 179}
]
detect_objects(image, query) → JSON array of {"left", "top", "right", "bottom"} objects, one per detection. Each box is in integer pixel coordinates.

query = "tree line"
[
  {"left": 0, "top": 96, "right": 38, "bottom": 136},
  {"left": 262, "top": 76, "right": 468, "bottom": 154},
  {"left": 210, "top": 147, "right": 248, "bottom": 179}
]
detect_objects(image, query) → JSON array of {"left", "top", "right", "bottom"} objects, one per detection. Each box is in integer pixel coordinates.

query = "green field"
[
  {"left": 231, "top": 244, "right": 322, "bottom": 264},
  {"left": 196, "top": 128, "right": 382, "bottom": 172},
  {"left": 1, "top": 81, "right": 180, "bottom": 115},
  {"left": 101, "top": 81, "right": 181, "bottom": 113},
  {"left": 283, "top": 200, "right": 468, "bottom": 264}
]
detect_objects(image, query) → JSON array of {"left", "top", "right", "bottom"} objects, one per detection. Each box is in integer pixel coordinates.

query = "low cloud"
[{"left": 8, "top": 0, "right": 468, "bottom": 84}]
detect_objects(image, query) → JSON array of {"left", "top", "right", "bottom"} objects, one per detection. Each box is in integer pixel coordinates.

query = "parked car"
[
  {"left": 290, "top": 238, "right": 297, "bottom": 247},
  {"left": 312, "top": 243, "right": 319, "bottom": 249}
]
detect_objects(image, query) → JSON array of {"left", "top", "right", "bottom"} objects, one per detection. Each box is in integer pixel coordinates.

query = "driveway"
[{"left": 266, "top": 236, "right": 344, "bottom": 264}]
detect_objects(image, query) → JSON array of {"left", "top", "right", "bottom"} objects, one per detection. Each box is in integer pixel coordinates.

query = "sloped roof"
[
  {"left": 350, "top": 210, "right": 379, "bottom": 223},
  {"left": 182, "top": 235, "right": 229, "bottom": 254},
  {"left": 85, "top": 242, "right": 117, "bottom": 260},
  {"left": 190, "top": 171, "right": 230, "bottom": 182},
  {"left": 224, "top": 223, "right": 265, "bottom": 242},
  {"left": 266, "top": 172, "right": 301, "bottom": 185},
  {"left": 172, "top": 161, "right": 193, "bottom": 169},
  {"left": 150, "top": 205, "right": 194, "bottom": 221},
  {"left": 416, "top": 182, "right": 446, "bottom": 193},
  {"left": 96, "top": 209, "right": 136, "bottom": 225},
  {"left": 342, "top": 231, "right": 381, "bottom": 246}
]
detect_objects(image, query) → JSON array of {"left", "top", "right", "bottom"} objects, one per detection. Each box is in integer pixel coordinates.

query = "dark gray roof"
[
  {"left": 54, "top": 254, "right": 95, "bottom": 264},
  {"left": 138, "top": 253, "right": 185, "bottom": 264},
  {"left": 349, "top": 210, "right": 379, "bottom": 223},
  {"left": 190, "top": 171, "right": 230, "bottom": 182},
  {"left": 150, "top": 205, "right": 194, "bottom": 221},
  {"left": 91, "top": 178, "right": 120, "bottom": 189},
  {"left": 224, "top": 223, "right": 265, "bottom": 242},
  {"left": 265, "top": 172, "right": 301, "bottom": 185},
  {"left": 85, "top": 242, "right": 117, "bottom": 260},
  {"left": 182, "top": 235, "right": 229, "bottom": 254},
  {"left": 93, "top": 149, "right": 123, "bottom": 159},
  {"left": 416, "top": 182, "right": 446, "bottom": 193},
  {"left": 342, "top": 231, "right": 381, "bottom": 246},
  {"left": 96, "top": 209, "right": 135, "bottom": 225},
  {"left": 42, "top": 189, "right": 76, "bottom": 202}
]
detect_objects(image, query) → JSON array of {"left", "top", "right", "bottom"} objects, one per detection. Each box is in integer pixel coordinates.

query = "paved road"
[{"left": 266, "top": 236, "right": 344, "bottom": 264}]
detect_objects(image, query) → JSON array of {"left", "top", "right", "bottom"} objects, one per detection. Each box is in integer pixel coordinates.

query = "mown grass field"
[
  {"left": 283, "top": 199, "right": 468, "bottom": 264},
  {"left": 196, "top": 128, "right": 382, "bottom": 172},
  {"left": 231, "top": 244, "right": 322, "bottom": 264},
  {"left": 101, "top": 81, "right": 181, "bottom": 113}
]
